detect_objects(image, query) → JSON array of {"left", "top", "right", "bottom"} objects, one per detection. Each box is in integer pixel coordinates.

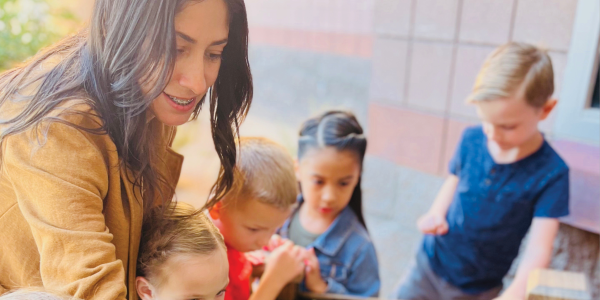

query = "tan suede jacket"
[{"left": 0, "top": 105, "right": 183, "bottom": 300}]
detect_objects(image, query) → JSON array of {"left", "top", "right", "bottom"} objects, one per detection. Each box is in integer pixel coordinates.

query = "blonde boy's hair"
[
  {"left": 223, "top": 137, "right": 297, "bottom": 210},
  {"left": 467, "top": 42, "right": 554, "bottom": 107},
  {"left": 137, "top": 202, "right": 226, "bottom": 287}
]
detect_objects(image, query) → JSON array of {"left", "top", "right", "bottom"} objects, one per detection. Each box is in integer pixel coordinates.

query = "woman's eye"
[
  {"left": 339, "top": 182, "right": 349, "bottom": 187},
  {"left": 176, "top": 48, "right": 185, "bottom": 55},
  {"left": 247, "top": 227, "right": 259, "bottom": 232},
  {"left": 207, "top": 53, "right": 222, "bottom": 61},
  {"left": 217, "top": 289, "right": 226, "bottom": 296},
  {"left": 314, "top": 180, "right": 324, "bottom": 185}
]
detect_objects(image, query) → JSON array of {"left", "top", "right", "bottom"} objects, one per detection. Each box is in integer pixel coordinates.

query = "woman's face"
[{"left": 150, "top": 0, "right": 229, "bottom": 126}]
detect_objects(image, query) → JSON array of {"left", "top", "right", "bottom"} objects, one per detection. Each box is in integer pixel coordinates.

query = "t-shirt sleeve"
[{"left": 534, "top": 170, "right": 570, "bottom": 218}]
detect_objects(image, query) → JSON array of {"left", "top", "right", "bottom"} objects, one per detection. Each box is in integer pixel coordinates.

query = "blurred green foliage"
[{"left": 0, "top": 0, "right": 76, "bottom": 71}]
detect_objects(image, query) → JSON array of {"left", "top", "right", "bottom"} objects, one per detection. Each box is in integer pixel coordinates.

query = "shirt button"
[
  {"left": 490, "top": 168, "right": 496, "bottom": 174},
  {"left": 485, "top": 179, "right": 491, "bottom": 186}
]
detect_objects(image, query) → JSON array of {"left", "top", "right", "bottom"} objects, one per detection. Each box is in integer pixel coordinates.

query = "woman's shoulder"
[{"left": 1, "top": 100, "right": 115, "bottom": 158}]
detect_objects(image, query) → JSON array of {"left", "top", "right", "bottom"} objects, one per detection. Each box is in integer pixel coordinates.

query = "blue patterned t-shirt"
[{"left": 423, "top": 126, "right": 569, "bottom": 294}]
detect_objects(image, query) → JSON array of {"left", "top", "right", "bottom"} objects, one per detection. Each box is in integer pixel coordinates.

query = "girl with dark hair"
[
  {"left": 0, "top": 0, "right": 251, "bottom": 299},
  {"left": 277, "top": 111, "right": 380, "bottom": 297}
]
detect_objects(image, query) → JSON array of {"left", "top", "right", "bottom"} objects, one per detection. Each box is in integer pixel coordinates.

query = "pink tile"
[
  {"left": 450, "top": 45, "right": 495, "bottom": 119},
  {"left": 368, "top": 103, "right": 445, "bottom": 174},
  {"left": 441, "top": 118, "right": 477, "bottom": 175},
  {"left": 552, "top": 140, "right": 600, "bottom": 176},
  {"left": 406, "top": 42, "right": 454, "bottom": 113},
  {"left": 370, "top": 38, "right": 409, "bottom": 104},
  {"left": 512, "top": 0, "right": 578, "bottom": 52},
  {"left": 459, "top": 0, "right": 515, "bottom": 45},
  {"left": 413, "top": 0, "right": 460, "bottom": 41},
  {"left": 357, "top": 36, "right": 374, "bottom": 58},
  {"left": 374, "top": 0, "right": 413, "bottom": 37}
]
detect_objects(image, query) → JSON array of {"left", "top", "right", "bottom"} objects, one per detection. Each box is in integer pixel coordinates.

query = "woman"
[{"left": 0, "top": 0, "right": 251, "bottom": 299}]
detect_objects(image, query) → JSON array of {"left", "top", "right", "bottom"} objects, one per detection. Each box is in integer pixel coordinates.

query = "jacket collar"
[{"left": 280, "top": 196, "right": 358, "bottom": 257}]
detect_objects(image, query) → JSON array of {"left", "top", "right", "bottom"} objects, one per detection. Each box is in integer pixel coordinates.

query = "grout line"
[
  {"left": 437, "top": 0, "right": 465, "bottom": 175},
  {"left": 508, "top": 0, "right": 519, "bottom": 41},
  {"left": 401, "top": 0, "right": 419, "bottom": 106}
]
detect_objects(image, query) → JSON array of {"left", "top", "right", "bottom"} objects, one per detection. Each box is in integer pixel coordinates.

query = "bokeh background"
[{"left": 1, "top": 0, "right": 598, "bottom": 297}]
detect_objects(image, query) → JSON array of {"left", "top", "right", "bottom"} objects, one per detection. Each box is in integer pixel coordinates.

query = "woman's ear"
[
  {"left": 208, "top": 201, "right": 222, "bottom": 220},
  {"left": 136, "top": 276, "right": 156, "bottom": 300}
]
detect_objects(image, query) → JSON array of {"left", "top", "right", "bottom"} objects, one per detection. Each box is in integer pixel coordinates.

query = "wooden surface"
[
  {"left": 526, "top": 269, "right": 591, "bottom": 300},
  {"left": 297, "top": 292, "right": 379, "bottom": 300}
]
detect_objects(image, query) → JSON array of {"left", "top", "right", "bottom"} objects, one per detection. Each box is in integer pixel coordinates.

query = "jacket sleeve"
[
  {"left": 325, "top": 242, "right": 381, "bottom": 297},
  {"left": 3, "top": 121, "right": 127, "bottom": 300}
]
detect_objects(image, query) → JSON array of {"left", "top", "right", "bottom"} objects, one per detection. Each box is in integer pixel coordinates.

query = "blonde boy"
[
  {"left": 393, "top": 42, "right": 569, "bottom": 300},
  {"left": 209, "top": 137, "right": 306, "bottom": 300}
]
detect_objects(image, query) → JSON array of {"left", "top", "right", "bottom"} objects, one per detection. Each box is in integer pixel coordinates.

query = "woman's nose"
[{"left": 178, "top": 60, "right": 207, "bottom": 96}]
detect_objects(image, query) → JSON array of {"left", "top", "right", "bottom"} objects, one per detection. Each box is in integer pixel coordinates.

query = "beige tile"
[
  {"left": 370, "top": 38, "right": 409, "bottom": 104},
  {"left": 512, "top": 0, "right": 578, "bottom": 52},
  {"left": 374, "top": 0, "right": 413, "bottom": 37},
  {"left": 459, "top": 0, "right": 515, "bottom": 45},
  {"left": 406, "top": 42, "right": 454, "bottom": 113},
  {"left": 368, "top": 103, "right": 445, "bottom": 174},
  {"left": 413, "top": 0, "right": 460, "bottom": 41},
  {"left": 450, "top": 44, "right": 495, "bottom": 118}
]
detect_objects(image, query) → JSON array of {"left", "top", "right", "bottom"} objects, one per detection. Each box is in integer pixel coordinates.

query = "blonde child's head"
[
  {"left": 209, "top": 137, "right": 298, "bottom": 252},
  {"left": 0, "top": 289, "right": 77, "bottom": 300},
  {"left": 136, "top": 202, "right": 228, "bottom": 300},
  {"left": 467, "top": 42, "right": 557, "bottom": 150}
]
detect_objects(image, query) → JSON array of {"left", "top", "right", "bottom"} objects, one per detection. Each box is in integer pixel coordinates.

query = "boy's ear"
[
  {"left": 136, "top": 276, "right": 155, "bottom": 300},
  {"left": 540, "top": 98, "right": 558, "bottom": 120},
  {"left": 208, "top": 201, "right": 222, "bottom": 220}
]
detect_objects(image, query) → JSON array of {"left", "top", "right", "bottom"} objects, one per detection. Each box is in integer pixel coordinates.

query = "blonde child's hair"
[
  {"left": 222, "top": 137, "right": 298, "bottom": 210},
  {"left": 467, "top": 42, "right": 554, "bottom": 108},
  {"left": 0, "top": 289, "right": 77, "bottom": 300},
  {"left": 136, "top": 202, "right": 226, "bottom": 287}
]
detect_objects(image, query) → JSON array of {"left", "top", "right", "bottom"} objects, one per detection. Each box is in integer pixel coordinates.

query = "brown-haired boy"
[
  {"left": 393, "top": 42, "right": 569, "bottom": 300},
  {"left": 209, "top": 137, "right": 305, "bottom": 300}
]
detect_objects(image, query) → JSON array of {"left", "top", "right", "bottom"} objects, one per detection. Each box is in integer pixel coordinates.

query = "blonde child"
[
  {"left": 135, "top": 202, "right": 229, "bottom": 300},
  {"left": 392, "top": 42, "right": 569, "bottom": 300},
  {"left": 277, "top": 111, "right": 380, "bottom": 297},
  {"left": 208, "top": 137, "right": 306, "bottom": 300}
]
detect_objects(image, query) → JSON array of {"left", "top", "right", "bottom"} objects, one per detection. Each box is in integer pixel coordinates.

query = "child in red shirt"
[{"left": 209, "top": 137, "right": 306, "bottom": 300}]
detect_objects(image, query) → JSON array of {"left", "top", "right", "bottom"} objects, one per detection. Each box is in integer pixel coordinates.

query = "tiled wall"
[{"left": 369, "top": 0, "right": 599, "bottom": 233}]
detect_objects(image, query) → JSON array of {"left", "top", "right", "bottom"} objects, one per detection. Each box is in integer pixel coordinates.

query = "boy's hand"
[
  {"left": 304, "top": 248, "right": 328, "bottom": 294},
  {"left": 265, "top": 234, "right": 286, "bottom": 251},
  {"left": 417, "top": 212, "right": 449, "bottom": 235},
  {"left": 262, "top": 240, "right": 307, "bottom": 288}
]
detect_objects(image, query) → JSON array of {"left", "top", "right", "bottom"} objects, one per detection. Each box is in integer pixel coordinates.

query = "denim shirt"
[{"left": 279, "top": 205, "right": 380, "bottom": 297}]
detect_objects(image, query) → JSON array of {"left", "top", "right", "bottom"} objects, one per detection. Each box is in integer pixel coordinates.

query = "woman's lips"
[{"left": 163, "top": 92, "right": 197, "bottom": 112}]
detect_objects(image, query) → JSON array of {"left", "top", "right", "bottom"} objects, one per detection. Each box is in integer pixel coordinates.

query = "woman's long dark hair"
[
  {"left": 0, "top": 0, "right": 252, "bottom": 215},
  {"left": 297, "top": 111, "right": 368, "bottom": 229}
]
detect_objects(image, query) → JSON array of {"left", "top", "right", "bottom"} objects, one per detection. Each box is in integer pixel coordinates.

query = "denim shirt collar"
[{"left": 280, "top": 196, "right": 359, "bottom": 257}]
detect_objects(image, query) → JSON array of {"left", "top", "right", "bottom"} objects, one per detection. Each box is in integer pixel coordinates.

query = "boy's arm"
[
  {"left": 495, "top": 217, "right": 559, "bottom": 300},
  {"left": 429, "top": 175, "right": 459, "bottom": 216},
  {"left": 417, "top": 175, "right": 458, "bottom": 235}
]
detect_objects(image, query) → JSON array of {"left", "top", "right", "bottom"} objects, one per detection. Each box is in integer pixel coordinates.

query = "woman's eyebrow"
[{"left": 176, "top": 32, "right": 196, "bottom": 44}]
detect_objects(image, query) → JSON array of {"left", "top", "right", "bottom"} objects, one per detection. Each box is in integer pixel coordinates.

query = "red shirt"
[{"left": 225, "top": 244, "right": 252, "bottom": 300}]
